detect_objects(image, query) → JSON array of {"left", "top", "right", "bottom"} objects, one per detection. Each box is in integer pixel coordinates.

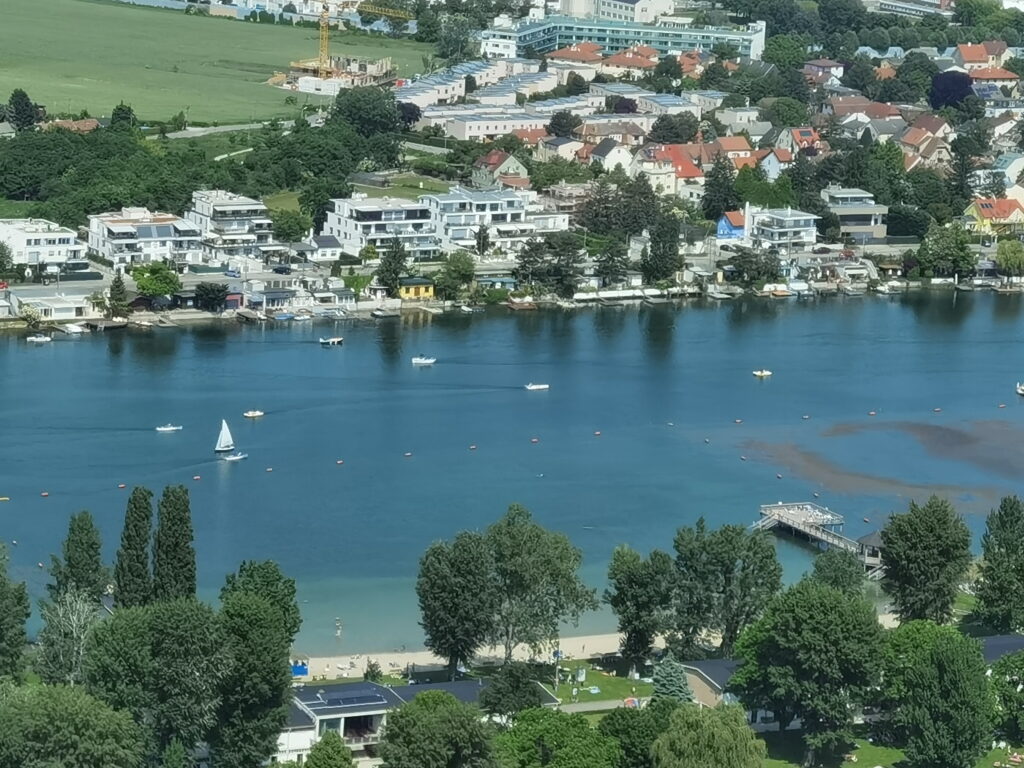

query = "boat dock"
[{"left": 753, "top": 502, "right": 882, "bottom": 576}]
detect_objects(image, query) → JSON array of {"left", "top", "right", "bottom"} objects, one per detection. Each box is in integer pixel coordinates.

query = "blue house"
[{"left": 717, "top": 210, "right": 745, "bottom": 240}]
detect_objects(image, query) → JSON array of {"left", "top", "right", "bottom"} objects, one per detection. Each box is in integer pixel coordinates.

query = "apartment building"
[
  {"left": 323, "top": 195, "right": 438, "bottom": 262},
  {"left": 423, "top": 187, "right": 569, "bottom": 253},
  {"left": 820, "top": 185, "right": 888, "bottom": 242},
  {"left": 748, "top": 208, "right": 820, "bottom": 253},
  {"left": 185, "top": 190, "right": 278, "bottom": 263},
  {"left": 0, "top": 219, "right": 85, "bottom": 269},
  {"left": 87, "top": 207, "right": 202, "bottom": 269}
]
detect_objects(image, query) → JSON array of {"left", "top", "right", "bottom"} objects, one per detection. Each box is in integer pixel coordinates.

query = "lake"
[{"left": 2, "top": 292, "right": 1023, "bottom": 653}]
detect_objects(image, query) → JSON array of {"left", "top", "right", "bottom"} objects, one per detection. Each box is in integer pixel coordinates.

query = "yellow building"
[
  {"left": 963, "top": 198, "right": 1024, "bottom": 236},
  {"left": 398, "top": 277, "right": 434, "bottom": 301}
]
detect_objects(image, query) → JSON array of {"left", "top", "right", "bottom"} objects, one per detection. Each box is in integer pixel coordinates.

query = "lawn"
[
  {"left": 0, "top": 199, "right": 35, "bottom": 218},
  {"left": 352, "top": 174, "right": 452, "bottom": 200},
  {"left": 264, "top": 190, "right": 301, "bottom": 211},
  {"left": 0, "top": 0, "right": 433, "bottom": 123}
]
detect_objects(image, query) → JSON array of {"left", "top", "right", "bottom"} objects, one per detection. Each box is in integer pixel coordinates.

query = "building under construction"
[{"left": 276, "top": 55, "right": 396, "bottom": 96}]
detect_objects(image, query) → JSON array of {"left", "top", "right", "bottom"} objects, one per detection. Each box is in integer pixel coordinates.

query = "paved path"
[
  {"left": 147, "top": 121, "right": 294, "bottom": 140},
  {"left": 559, "top": 696, "right": 649, "bottom": 713},
  {"left": 402, "top": 140, "right": 450, "bottom": 155}
]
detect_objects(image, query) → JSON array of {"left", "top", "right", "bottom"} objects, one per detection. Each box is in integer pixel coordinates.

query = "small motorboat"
[
  {"left": 1016, "top": 382, "right": 1024, "bottom": 396},
  {"left": 223, "top": 452, "right": 248, "bottom": 462},
  {"left": 132, "top": 320, "right": 154, "bottom": 328},
  {"left": 26, "top": 335, "right": 52, "bottom": 343},
  {"left": 371, "top": 308, "right": 400, "bottom": 318},
  {"left": 155, "top": 424, "right": 183, "bottom": 432},
  {"left": 525, "top": 383, "right": 550, "bottom": 391},
  {"left": 752, "top": 370, "right": 773, "bottom": 378},
  {"left": 273, "top": 313, "right": 295, "bottom": 321},
  {"left": 293, "top": 314, "right": 312, "bottom": 322},
  {"left": 461, "top": 305, "right": 483, "bottom": 314},
  {"left": 243, "top": 410, "right": 265, "bottom": 418},
  {"left": 319, "top": 337, "right": 344, "bottom": 346},
  {"left": 63, "top": 323, "right": 87, "bottom": 334},
  {"left": 412, "top": 356, "right": 436, "bottom": 365}
]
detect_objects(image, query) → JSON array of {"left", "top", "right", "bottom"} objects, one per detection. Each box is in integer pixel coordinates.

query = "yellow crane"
[{"left": 318, "top": 0, "right": 414, "bottom": 78}]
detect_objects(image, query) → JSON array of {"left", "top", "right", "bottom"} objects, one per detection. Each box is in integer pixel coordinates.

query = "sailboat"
[{"left": 214, "top": 420, "right": 235, "bottom": 453}]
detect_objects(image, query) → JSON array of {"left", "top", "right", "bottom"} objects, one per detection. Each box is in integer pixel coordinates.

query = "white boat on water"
[
  {"left": 63, "top": 323, "right": 86, "bottom": 335},
  {"left": 155, "top": 424, "right": 183, "bottom": 432},
  {"left": 319, "top": 337, "right": 344, "bottom": 346},
  {"left": 26, "top": 335, "right": 52, "bottom": 343},
  {"left": 706, "top": 289, "right": 733, "bottom": 300},
  {"left": 460, "top": 305, "right": 483, "bottom": 314},
  {"left": 243, "top": 410, "right": 264, "bottom": 418},
  {"left": 223, "top": 452, "right": 248, "bottom": 462},
  {"left": 525, "top": 383, "right": 550, "bottom": 391},
  {"left": 753, "top": 370, "right": 773, "bottom": 378},
  {"left": 412, "top": 356, "right": 436, "bottom": 365},
  {"left": 215, "top": 420, "right": 235, "bottom": 453},
  {"left": 1017, "top": 382, "right": 1024, "bottom": 396},
  {"left": 293, "top": 314, "right": 312, "bottom": 322}
]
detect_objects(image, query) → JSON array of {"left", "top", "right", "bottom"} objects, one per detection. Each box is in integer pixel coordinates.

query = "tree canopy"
[
  {"left": 650, "top": 704, "right": 765, "bottom": 768},
  {"left": 380, "top": 690, "right": 496, "bottom": 768},
  {"left": 977, "top": 496, "right": 1024, "bottom": 632},
  {"left": 809, "top": 548, "right": 864, "bottom": 596},
  {"left": 495, "top": 707, "right": 620, "bottom": 768},
  {"left": 605, "top": 546, "right": 675, "bottom": 665}
]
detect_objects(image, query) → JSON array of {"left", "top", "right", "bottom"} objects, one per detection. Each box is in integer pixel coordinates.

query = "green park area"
[{"left": 0, "top": 0, "right": 433, "bottom": 123}]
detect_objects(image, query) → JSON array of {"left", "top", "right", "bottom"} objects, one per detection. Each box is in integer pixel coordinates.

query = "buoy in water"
[
  {"left": 863, "top": 517, "right": 870, "bottom": 523},
  {"left": 530, "top": 437, "right": 540, "bottom": 444},
  {"left": 704, "top": 438, "right": 710, "bottom": 444},
  {"left": 813, "top": 492, "right": 820, "bottom": 498},
  {"left": 117, "top": 483, "right": 126, "bottom": 489},
  {"left": 10, "top": 541, "right": 16, "bottom": 546},
  {"left": 37, "top": 562, "right": 44, "bottom": 569},
  {"left": 40, "top": 492, "right": 49, "bottom": 497},
  {"left": 802, "top": 415, "right": 810, "bottom": 420},
  {"left": 667, "top": 422, "right": 674, "bottom": 426}
]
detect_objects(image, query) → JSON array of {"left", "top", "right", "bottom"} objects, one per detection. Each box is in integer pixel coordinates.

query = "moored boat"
[
  {"left": 26, "top": 335, "right": 52, "bottom": 343},
  {"left": 460, "top": 305, "right": 484, "bottom": 314},
  {"left": 319, "top": 337, "right": 344, "bottom": 346},
  {"left": 411, "top": 356, "right": 436, "bottom": 365},
  {"left": 752, "top": 370, "right": 773, "bottom": 378},
  {"left": 215, "top": 420, "right": 235, "bottom": 453},
  {"left": 243, "top": 410, "right": 264, "bottom": 418},
  {"left": 1017, "top": 382, "right": 1024, "bottom": 396},
  {"left": 223, "top": 452, "right": 248, "bottom": 462},
  {"left": 371, "top": 308, "right": 400, "bottom": 318},
  {"left": 525, "top": 383, "right": 550, "bottom": 391}
]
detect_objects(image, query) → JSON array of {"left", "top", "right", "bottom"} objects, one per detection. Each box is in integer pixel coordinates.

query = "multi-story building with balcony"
[
  {"left": 748, "top": 208, "right": 820, "bottom": 254},
  {"left": 185, "top": 190, "right": 279, "bottom": 264},
  {"left": 821, "top": 184, "right": 888, "bottom": 243},
  {"left": 324, "top": 195, "right": 438, "bottom": 262},
  {"left": 87, "top": 207, "right": 202, "bottom": 270},
  {"left": 0, "top": 219, "right": 85, "bottom": 270}
]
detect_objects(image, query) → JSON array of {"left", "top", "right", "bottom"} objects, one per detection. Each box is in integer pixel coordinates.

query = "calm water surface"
[{"left": 2, "top": 292, "right": 1023, "bottom": 653}]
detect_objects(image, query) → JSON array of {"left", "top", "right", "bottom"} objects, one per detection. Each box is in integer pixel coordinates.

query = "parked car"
[
  {"left": 719, "top": 244, "right": 735, "bottom": 252},
  {"left": 812, "top": 246, "right": 831, "bottom": 254},
  {"left": 272, "top": 266, "right": 292, "bottom": 275},
  {"left": 223, "top": 269, "right": 241, "bottom": 278}
]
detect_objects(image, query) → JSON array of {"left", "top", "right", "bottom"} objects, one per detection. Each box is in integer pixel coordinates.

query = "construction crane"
[{"left": 318, "top": 0, "right": 414, "bottom": 78}]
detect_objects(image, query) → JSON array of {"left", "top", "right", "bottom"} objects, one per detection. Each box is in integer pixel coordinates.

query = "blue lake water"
[{"left": 2, "top": 292, "right": 1024, "bottom": 653}]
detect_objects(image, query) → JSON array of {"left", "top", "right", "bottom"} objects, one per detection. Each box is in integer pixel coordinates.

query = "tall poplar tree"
[
  {"left": 48, "top": 511, "right": 105, "bottom": 603},
  {"left": 976, "top": 495, "right": 1024, "bottom": 632},
  {"left": 153, "top": 485, "right": 196, "bottom": 601},
  {"left": 0, "top": 543, "right": 29, "bottom": 680},
  {"left": 701, "top": 154, "right": 740, "bottom": 221},
  {"left": 114, "top": 486, "right": 154, "bottom": 609},
  {"left": 221, "top": 560, "right": 301, "bottom": 641}
]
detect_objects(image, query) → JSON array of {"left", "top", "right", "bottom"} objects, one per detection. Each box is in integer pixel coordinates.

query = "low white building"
[
  {"left": 185, "top": 190, "right": 279, "bottom": 264},
  {"left": 0, "top": 219, "right": 85, "bottom": 269},
  {"left": 87, "top": 207, "right": 202, "bottom": 269},
  {"left": 8, "top": 290, "right": 100, "bottom": 321},
  {"left": 323, "top": 195, "right": 438, "bottom": 262},
  {"left": 632, "top": 93, "right": 701, "bottom": 117},
  {"left": 448, "top": 113, "right": 549, "bottom": 141},
  {"left": 596, "top": 0, "right": 674, "bottom": 23}
]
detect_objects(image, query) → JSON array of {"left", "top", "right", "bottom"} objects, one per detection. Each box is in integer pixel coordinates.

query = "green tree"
[
  {"left": 495, "top": 707, "right": 619, "bottom": 768},
  {"left": 991, "top": 650, "right": 1024, "bottom": 742},
  {"left": 762, "top": 34, "right": 810, "bottom": 69},
  {"left": 210, "top": 591, "right": 292, "bottom": 768},
  {"left": 0, "top": 684, "right": 144, "bottom": 768},
  {"left": 152, "top": 485, "right": 196, "bottom": 601},
  {"left": 160, "top": 739, "right": 190, "bottom": 768},
  {"left": 977, "top": 496, "right": 1024, "bottom": 631},
  {"left": 486, "top": 504, "right": 598, "bottom": 662},
  {"left": 643, "top": 214, "right": 680, "bottom": 284},
  {"left": 433, "top": 251, "right": 476, "bottom": 300},
  {"left": 729, "top": 580, "right": 883, "bottom": 765},
  {"left": 761, "top": 97, "right": 808, "bottom": 128},
  {"left": 594, "top": 240, "right": 629, "bottom": 287},
  {"left": 650, "top": 704, "right": 765, "bottom": 768},
  {"left": 7, "top": 89, "right": 36, "bottom": 131},
  {"left": 475, "top": 224, "right": 491, "bottom": 258},
  {"left": 915, "top": 223, "right": 976, "bottom": 279},
  {"left": 897, "top": 631, "right": 993, "bottom": 768},
  {"left": 331, "top": 86, "right": 400, "bottom": 138},
  {"left": 271, "top": 208, "right": 312, "bottom": 243},
  {"left": 947, "top": 137, "right": 976, "bottom": 211},
  {"left": 380, "top": 690, "right": 496, "bottom": 768},
  {"left": 648, "top": 114, "right": 698, "bottom": 144},
  {"left": 544, "top": 230, "right": 584, "bottom": 299},
  {"left": 416, "top": 531, "right": 498, "bottom": 678},
  {"left": 599, "top": 699, "right": 679, "bottom": 768},
  {"left": 194, "top": 282, "right": 230, "bottom": 312},
  {"left": 299, "top": 179, "right": 350, "bottom": 233},
  {"left": 376, "top": 236, "right": 408, "bottom": 298},
  {"left": 996, "top": 239, "right": 1024, "bottom": 277},
  {"left": 48, "top": 510, "right": 105, "bottom": 603},
  {"left": 108, "top": 272, "right": 131, "bottom": 319},
  {"left": 621, "top": 174, "right": 659, "bottom": 236},
  {"left": 809, "top": 549, "right": 864, "bottom": 596},
  {"left": 887, "top": 204, "right": 932, "bottom": 238},
  {"left": 0, "top": 243, "right": 13, "bottom": 274},
  {"left": 110, "top": 102, "right": 137, "bottom": 130},
  {"left": 881, "top": 496, "right": 971, "bottom": 623},
  {"left": 479, "top": 662, "right": 543, "bottom": 721},
  {"left": 306, "top": 730, "right": 355, "bottom": 768},
  {"left": 652, "top": 652, "right": 693, "bottom": 704},
  {"left": 701, "top": 155, "right": 740, "bottom": 222},
  {"left": 132, "top": 262, "right": 181, "bottom": 298},
  {"left": 36, "top": 586, "right": 99, "bottom": 686},
  {"left": 605, "top": 546, "right": 675, "bottom": 665},
  {"left": 436, "top": 13, "right": 475, "bottom": 61},
  {"left": 546, "top": 110, "right": 582, "bottom": 138},
  {"left": 114, "top": 487, "right": 153, "bottom": 609},
  {"left": 0, "top": 544, "right": 29, "bottom": 681},
  {"left": 221, "top": 560, "right": 301, "bottom": 640},
  {"left": 359, "top": 243, "right": 378, "bottom": 263}
]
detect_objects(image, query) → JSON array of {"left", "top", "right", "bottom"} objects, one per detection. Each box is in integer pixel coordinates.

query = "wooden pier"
[{"left": 754, "top": 502, "right": 883, "bottom": 575}]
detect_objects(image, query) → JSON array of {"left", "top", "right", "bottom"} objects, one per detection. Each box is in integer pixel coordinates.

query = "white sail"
[{"left": 215, "top": 420, "right": 234, "bottom": 452}]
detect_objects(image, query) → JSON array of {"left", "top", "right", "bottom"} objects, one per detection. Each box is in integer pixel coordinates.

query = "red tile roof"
[
  {"left": 806, "top": 58, "right": 842, "bottom": 68},
  {"left": 970, "top": 66, "right": 1020, "bottom": 80},
  {"left": 602, "top": 51, "right": 657, "bottom": 69},
  {"left": 497, "top": 175, "right": 531, "bottom": 189},
  {"left": 724, "top": 210, "right": 745, "bottom": 227},
  {"left": 972, "top": 198, "right": 1024, "bottom": 220},
  {"left": 548, "top": 43, "right": 603, "bottom": 62},
  {"left": 474, "top": 149, "right": 511, "bottom": 172},
  {"left": 648, "top": 144, "right": 704, "bottom": 179},
  {"left": 630, "top": 45, "right": 659, "bottom": 59},
  {"left": 715, "top": 136, "right": 753, "bottom": 153},
  {"left": 512, "top": 128, "right": 548, "bottom": 145},
  {"left": 911, "top": 114, "right": 949, "bottom": 135},
  {"left": 957, "top": 43, "right": 989, "bottom": 63},
  {"left": 790, "top": 127, "right": 820, "bottom": 146}
]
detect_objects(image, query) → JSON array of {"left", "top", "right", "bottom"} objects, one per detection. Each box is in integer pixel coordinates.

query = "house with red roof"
[
  {"left": 470, "top": 149, "right": 528, "bottom": 189},
  {"left": 631, "top": 143, "right": 705, "bottom": 202},
  {"left": 599, "top": 49, "right": 659, "bottom": 78},
  {"left": 955, "top": 41, "right": 1008, "bottom": 71},
  {"left": 969, "top": 67, "right": 1020, "bottom": 94},
  {"left": 716, "top": 210, "right": 745, "bottom": 239},
  {"left": 548, "top": 42, "right": 604, "bottom": 64},
  {"left": 754, "top": 147, "right": 794, "bottom": 181},
  {"left": 512, "top": 128, "right": 548, "bottom": 147},
  {"left": 964, "top": 198, "right": 1024, "bottom": 235},
  {"left": 776, "top": 127, "right": 824, "bottom": 155}
]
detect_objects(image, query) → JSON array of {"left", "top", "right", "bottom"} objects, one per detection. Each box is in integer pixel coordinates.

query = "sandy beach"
[{"left": 300, "top": 632, "right": 628, "bottom": 681}]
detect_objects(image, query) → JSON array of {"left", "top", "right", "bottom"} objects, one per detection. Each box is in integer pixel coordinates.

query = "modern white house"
[
  {"left": 820, "top": 184, "right": 888, "bottom": 242},
  {"left": 87, "top": 207, "right": 202, "bottom": 269},
  {"left": 0, "top": 219, "right": 85, "bottom": 270},
  {"left": 185, "top": 190, "right": 280, "bottom": 264},
  {"left": 324, "top": 195, "right": 438, "bottom": 262},
  {"left": 747, "top": 207, "right": 820, "bottom": 253}
]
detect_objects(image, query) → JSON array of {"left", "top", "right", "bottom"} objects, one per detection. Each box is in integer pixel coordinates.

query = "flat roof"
[{"left": 294, "top": 681, "right": 405, "bottom": 717}]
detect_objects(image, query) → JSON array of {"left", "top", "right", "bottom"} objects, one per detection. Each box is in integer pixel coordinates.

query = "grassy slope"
[{"left": 0, "top": 0, "right": 432, "bottom": 123}]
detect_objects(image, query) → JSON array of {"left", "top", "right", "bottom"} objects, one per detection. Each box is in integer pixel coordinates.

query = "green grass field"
[
  {"left": 0, "top": 199, "right": 35, "bottom": 218},
  {"left": 352, "top": 174, "right": 452, "bottom": 200},
  {"left": 0, "top": 0, "right": 433, "bottom": 123}
]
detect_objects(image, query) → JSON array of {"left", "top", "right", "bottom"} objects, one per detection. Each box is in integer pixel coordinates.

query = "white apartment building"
[
  {"left": 0, "top": 219, "right": 85, "bottom": 269},
  {"left": 748, "top": 207, "right": 820, "bottom": 253},
  {"left": 185, "top": 190, "right": 279, "bottom": 264},
  {"left": 324, "top": 195, "right": 438, "bottom": 262},
  {"left": 87, "top": 207, "right": 202, "bottom": 270},
  {"left": 595, "top": 0, "right": 674, "bottom": 23},
  {"left": 449, "top": 114, "right": 550, "bottom": 141}
]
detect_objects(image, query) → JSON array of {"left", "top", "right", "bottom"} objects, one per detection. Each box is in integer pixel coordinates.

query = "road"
[{"left": 145, "top": 121, "right": 294, "bottom": 141}]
